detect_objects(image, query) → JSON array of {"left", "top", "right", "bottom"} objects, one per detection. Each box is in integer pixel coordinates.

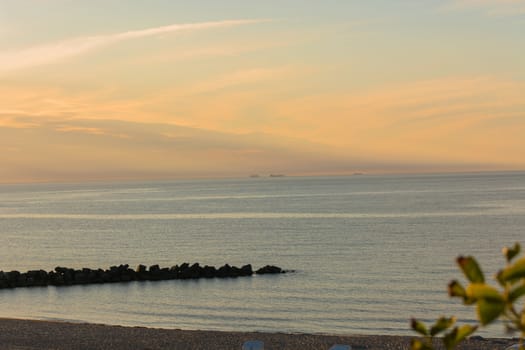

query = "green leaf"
[
  {"left": 443, "top": 330, "right": 457, "bottom": 350},
  {"left": 503, "top": 243, "right": 521, "bottom": 263},
  {"left": 448, "top": 280, "right": 466, "bottom": 298},
  {"left": 457, "top": 256, "right": 485, "bottom": 283},
  {"left": 443, "top": 325, "right": 478, "bottom": 350},
  {"left": 497, "top": 257, "right": 525, "bottom": 283},
  {"left": 477, "top": 298, "right": 505, "bottom": 325},
  {"left": 411, "top": 319, "right": 429, "bottom": 336},
  {"left": 430, "top": 316, "right": 455, "bottom": 336},
  {"left": 508, "top": 284, "right": 525, "bottom": 303},
  {"left": 466, "top": 283, "right": 503, "bottom": 302},
  {"left": 455, "top": 324, "right": 478, "bottom": 342},
  {"left": 411, "top": 338, "right": 433, "bottom": 350},
  {"left": 449, "top": 280, "right": 476, "bottom": 305}
]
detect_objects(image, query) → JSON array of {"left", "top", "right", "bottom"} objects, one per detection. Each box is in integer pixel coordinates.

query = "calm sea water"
[{"left": 0, "top": 172, "right": 524, "bottom": 336}]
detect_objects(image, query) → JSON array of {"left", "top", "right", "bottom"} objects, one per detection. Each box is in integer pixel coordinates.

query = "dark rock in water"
[
  {"left": 0, "top": 263, "right": 288, "bottom": 290},
  {"left": 159, "top": 267, "right": 170, "bottom": 280},
  {"left": 240, "top": 264, "right": 253, "bottom": 276},
  {"left": 217, "top": 264, "right": 233, "bottom": 278},
  {"left": 15, "top": 273, "right": 28, "bottom": 287},
  {"left": 74, "top": 271, "right": 89, "bottom": 284},
  {"left": 32, "top": 270, "right": 49, "bottom": 286},
  {"left": 189, "top": 263, "right": 204, "bottom": 279},
  {"left": 48, "top": 271, "right": 64, "bottom": 286},
  {"left": 148, "top": 264, "right": 162, "bottom": 280},
  {"left": 54, "top": 266, "right": 68, "bottom": 274},
  {"left": 101, "top": 272, "right": 112, "bottom": 283},
  {"left": 255, "top": 265, "right": 283, "bottom": 275},
  {"left": 136, "top": 264, "right": 148, "bottom": 280},
  {"left": 7, "top": 270, "right": 20, "bottom": 283},
  {"left": 202, "top": 265, "right": 217, "bottom": 278},
  {"left": 121, "top": 267, "right": 136, "bottom": 282}
]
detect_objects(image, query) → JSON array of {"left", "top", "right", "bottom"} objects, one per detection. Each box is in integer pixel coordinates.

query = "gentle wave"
[
  {"left": 1, "top": 205, "right": 524, "bottom": 220},
  {"left": 0, "top": 210, "right": 517, "bottom": 220}
]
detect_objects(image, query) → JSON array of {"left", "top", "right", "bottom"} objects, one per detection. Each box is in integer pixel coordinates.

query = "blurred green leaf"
[
  {"left": 497, "top": 257, "right": 525, "bottom": 283},
  {"left": 477, "top": 298, "right": 505, "bottom": 325},
  {"left": 449, "top": 280, "right": 477, "bottom": 305},
  {"left": 466, "top": 283, "right": 503, "bottom": 302},
  {"left": 508, "top": 284, "right": 525, "bottom": 303},
  {"left": 503, "top": 243, "right": 521, "bottom": 263},
  {"left": 411, "top": 245, "right": 525, "bottom": 350},
  {"left": 411, "top": 338, "right": 433, "bottom": 350},
  {"left": 443, "top": 325, "right": 478, "bottom": 350},
  {"left": 448, "top": 280, "right": 466, "bottom": 298},
  {"left": 455, "top": 324, "right": 478, "bottom": 342},
  {"left": 411, "top": 319, "right": 429, "bottom": 336},
  {"left": 430, "top": 316, "right": 455, "bottom": 336},
  {"left": 443, "top": 330, "right": 457, "bottom": 350},
  {"left": 443, "top": 328, "right": 457, "bottom": 350},
  {"left": 457, "top": 256, "right": 485, "bottom": 283}
]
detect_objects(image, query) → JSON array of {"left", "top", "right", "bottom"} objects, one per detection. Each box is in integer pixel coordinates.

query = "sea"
[{"left": 0, "top": 172, "right": 524, "bottom": 337}]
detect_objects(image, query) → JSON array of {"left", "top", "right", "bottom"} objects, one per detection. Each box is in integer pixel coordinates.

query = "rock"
[
  {"left": 240, "top": 264, "right": 253, "bottom": 276},
  {"left": 87, "top": 270, "right": 101, "bottom": 283},
  {"left": 54, "top": 266, "right": 68, "bottom": 274},
  {"left": 48, "top": 271, "right": 64, "bottom": 286},
  {"left": 7, "top": 270, "right": 20, "bottom": 280},
  {"left": 187, "top": 263, "right": 203, "bottom": 279},
  {"left": 202, "top": 265, "right": 217, "bottom": 278},
  {"left": 159, "top": 267, "right": 171, "bottom": 280},
  {"left": 26, "top": 270, "right": 48, "bottom": 286},
  {"left": 101, "top": 272, "right": 112, "bottom": 283},
  {"left": 255, "top": 265, "right": 283, "bottom": 275},
  {"left": 136, "top": 265, "right": 148, "bottom": 280},
  {"left": 217, "top": 264, "right": 233, "bottom": 278},
  {"left": 0, "top": 271, "right": 9, "bottom": 289},
  {"left": 73, "top": 271, "right": 88, "bottom": 284},
  {"left": 0, "top": 263, "right": 288, "bottom": 289},
  {"left": 121, "top": 268, "right": 136, "bottom": 281}
]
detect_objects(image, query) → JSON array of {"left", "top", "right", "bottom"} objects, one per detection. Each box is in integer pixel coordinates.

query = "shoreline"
[{"left": 0, "top": 318, "right": 516, "bottom": 350}]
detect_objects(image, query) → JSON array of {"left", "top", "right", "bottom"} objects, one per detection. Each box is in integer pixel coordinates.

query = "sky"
[{"left": 1, "top": 0, "right": 524, "bottom": 183}]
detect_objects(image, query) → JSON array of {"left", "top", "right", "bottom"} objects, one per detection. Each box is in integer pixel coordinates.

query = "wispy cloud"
[
  {"left": 130, "top": 40, "right": 290, "bottom": 66},
  {"left": 0, "top": 19, "right": 268, "bottom": 73},
  {"left": 445, "top": 0, "right": 525, "bottom": 15}
]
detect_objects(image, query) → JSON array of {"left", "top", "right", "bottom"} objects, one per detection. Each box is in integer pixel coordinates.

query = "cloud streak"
[{"left": 0, "top": 19, "right": 268, "bottom": 73}]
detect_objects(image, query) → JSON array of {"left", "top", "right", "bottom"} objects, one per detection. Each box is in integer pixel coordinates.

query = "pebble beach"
[{"left": 0, "top": 318, "right": 516, "bottom": 350}]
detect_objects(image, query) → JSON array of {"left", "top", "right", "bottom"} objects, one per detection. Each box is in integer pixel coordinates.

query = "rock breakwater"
[{"left": 0, "top": 263, "right": 288, "bottom": 289}]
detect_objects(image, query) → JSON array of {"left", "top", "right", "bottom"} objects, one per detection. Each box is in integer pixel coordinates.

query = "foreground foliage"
[{"left": 411, "top": 243, "right": 525, "bottom": 350}]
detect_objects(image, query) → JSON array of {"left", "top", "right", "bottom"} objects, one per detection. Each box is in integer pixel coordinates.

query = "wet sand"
[{"left": 0, "top": 318, "right": 515, "bottom": 350}]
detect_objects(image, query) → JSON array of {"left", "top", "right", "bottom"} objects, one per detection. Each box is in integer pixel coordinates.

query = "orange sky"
[{"left": 1, "top": 1, "right": 524, "bottom": 182}]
